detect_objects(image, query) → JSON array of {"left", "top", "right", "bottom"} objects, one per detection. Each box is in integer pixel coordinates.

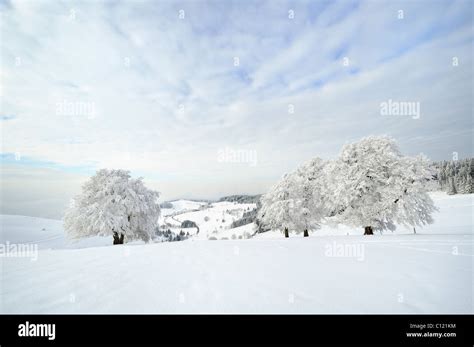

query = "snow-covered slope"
[
  {"left": 160, "top": 199, "right": 210, "bottom": 217},
  {"left": 1, "top": 233, "right": 471, "bottom": 313},
  {"left": 0, "top": 193, "right": 472, "bottom": 313},
  {"left": 0, "top": 215, "right": 111, "bottom": 249},
  {"left": 167, "top": 201, "right": 257, "bottom": 240}
]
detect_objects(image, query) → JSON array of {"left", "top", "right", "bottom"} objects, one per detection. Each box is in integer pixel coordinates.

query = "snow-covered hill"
[
  {"left": 0, "top": 215, "right": 111, "bottom": 250},
  {"left": 160, "top": 199, "right": 210, "bottom": 217},
  {"left": 0, "top": 192, "right": 472, "bottom": 313},
  {"left": 159, "top": 199, "right": 257, "bottom": 240}
]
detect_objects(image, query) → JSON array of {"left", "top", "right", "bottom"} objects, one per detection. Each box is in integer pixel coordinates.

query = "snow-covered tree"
[
  {"left": 447, "top": 177, "right": 457, "bottom": 195},
  {"left": 258, "top": 158, "right": 327, "bottom": 237},
  {"left": 258, "top": 173, "right": 297, "bottom": 237},
  {"left": 464, "top": 174, "right": 473, "bottom": 194},
  {"left": 393, "top": 155, "right": 437, "bottom": 231},
  {"left": 64, "top": 169, "right": 160, "bottom": 244},
  {"left": 325, "top": 136, "right": 436, "bottom": 235},
  {"left": 291, "top": 158, "right": 327, "bottom": 236}
]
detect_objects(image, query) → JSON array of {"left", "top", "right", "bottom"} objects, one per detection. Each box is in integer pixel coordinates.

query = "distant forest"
[{"left": 432, "top": 158, "right": 473, "bottom": 194}]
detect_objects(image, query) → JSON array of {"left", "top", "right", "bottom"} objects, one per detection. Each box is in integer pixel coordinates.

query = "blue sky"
[{"left": 1, "top": 0, "right": 473, "bottom": 218}]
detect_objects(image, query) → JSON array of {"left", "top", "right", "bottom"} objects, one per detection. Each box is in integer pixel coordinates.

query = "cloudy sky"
[{"left": 1, "top": 0, "right": 472, "bottom": 218}]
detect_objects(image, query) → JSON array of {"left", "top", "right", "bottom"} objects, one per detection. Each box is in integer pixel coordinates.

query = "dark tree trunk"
[
  {"left": 284, "top": 227, "right": 289, "bottom": 238},
  {"left": 303, "top": 229, "right": 309, "bottom": 237},
  {"left": 364, "top": 226, "right": 374, "bottom": 235},
  {"left": 113, "top": 232, "right": 125, "bottom": 245},
  {"left": 113, "top": 231, "right": 120, "bottom": 245}
]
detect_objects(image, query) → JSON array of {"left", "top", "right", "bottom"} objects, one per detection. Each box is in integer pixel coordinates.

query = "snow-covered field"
[{"left": 0, "top": 193, "right": 472, "bottom": 313}]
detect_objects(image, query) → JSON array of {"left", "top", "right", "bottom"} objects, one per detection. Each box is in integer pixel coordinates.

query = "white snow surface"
[{"left": 0, "top": 192, "right": 472, "bottom": 313}]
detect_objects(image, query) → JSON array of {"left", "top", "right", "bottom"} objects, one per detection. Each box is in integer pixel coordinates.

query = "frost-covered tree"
[
  {"left": 258, "top": 158, "right": 327, "bottom": 237},
  {"left": 291, "top": 158, "right": 327, "bottom": 236},
  {"left": 258, "top": 173, "right": 296, "bottom": 237},
  {"left": 326, "top": 136, "right": 436, "bottom": 235},
  {"left": 393, "top": 155, "right": 437, "bottom": 231},
  {"left": 447, "top": 177, "right": 457, "bottom": 195},
  {"left": 64, "top": 169, "right": 160, "bottom": 244}
]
